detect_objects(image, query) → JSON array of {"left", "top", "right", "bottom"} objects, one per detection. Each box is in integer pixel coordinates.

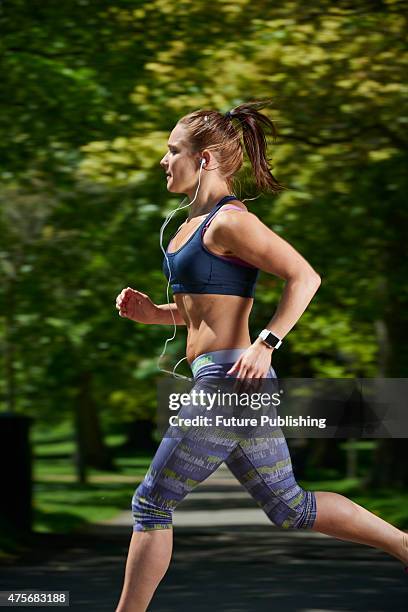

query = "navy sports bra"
[{"left": 162, "top": 195, "right": 259, "bottom": 297}]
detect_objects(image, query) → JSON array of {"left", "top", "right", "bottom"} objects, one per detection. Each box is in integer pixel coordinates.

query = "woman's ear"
[{"left": 200, "top": 151, "right": 210, "bottom": 168}]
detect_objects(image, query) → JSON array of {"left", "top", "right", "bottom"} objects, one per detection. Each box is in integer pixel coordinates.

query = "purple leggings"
[{"left": 132, "top": 348, "right": 317, "bottom": 531}]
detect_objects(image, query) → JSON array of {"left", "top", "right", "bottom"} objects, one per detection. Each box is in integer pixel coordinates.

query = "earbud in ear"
[{"left": 200, "top": 158, "right": 206, "bottom": 167}]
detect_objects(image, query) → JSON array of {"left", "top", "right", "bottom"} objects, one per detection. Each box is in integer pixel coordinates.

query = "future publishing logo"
[{"left": 168, "top": 413, "right": 327, "bottom": 429}]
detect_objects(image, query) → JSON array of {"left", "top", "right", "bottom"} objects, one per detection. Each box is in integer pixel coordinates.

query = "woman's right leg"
[
  {"left": 116, "top": 529, "right": 173, "bottom": 612},
  {"left": 116, "top": 413, "right": 238, "bottom": 611}
]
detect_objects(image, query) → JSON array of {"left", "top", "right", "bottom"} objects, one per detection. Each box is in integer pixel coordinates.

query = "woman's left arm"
[{"left": 211, "top": 210, "right": 321, "bottom": 384}]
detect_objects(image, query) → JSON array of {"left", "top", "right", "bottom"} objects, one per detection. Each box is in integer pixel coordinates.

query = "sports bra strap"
[
  {"left": 219, "top": 205, "right": 245, "bottom": 211},
  {"left": 203, "top": 203, "right": 245, "bottom": 232}
]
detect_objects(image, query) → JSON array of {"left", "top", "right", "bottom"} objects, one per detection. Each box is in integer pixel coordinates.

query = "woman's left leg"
[
  {"left": 226, "top": 434, "right": 408, "bottom": 567},
  {"left": 219, "top": 360, "right": 408, "bottom": 568},
  {"left": 311, "top": 491, "right": 408, "bottom": 566}
]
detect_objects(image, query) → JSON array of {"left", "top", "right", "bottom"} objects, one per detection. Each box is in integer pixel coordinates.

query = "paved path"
[{"left": 1, "top": 464, "right": 407, "bottom": 611}]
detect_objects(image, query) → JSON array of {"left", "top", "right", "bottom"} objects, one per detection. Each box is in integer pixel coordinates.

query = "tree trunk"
[
  {"left": 368, "top": 186, "right": 408, "bottom": 488},
  {"left": 123, "top": 419, "right": 158, "bottom": 453},
  {"left": 74, "top": 369, "right": 115, "bottom": 475},
  {"left": 4, "top": 278, "right": 17, "bottom": 413},
  {"left": 368, "top": 309, "right": 408, "bottom": 488},
  {"left": 306, "top": 438, "right": 345, "bottom": 474}
]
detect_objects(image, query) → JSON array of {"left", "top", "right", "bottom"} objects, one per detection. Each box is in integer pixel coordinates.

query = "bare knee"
[{"left": 314, "top": 491, "right": 358, "bottom": 526}]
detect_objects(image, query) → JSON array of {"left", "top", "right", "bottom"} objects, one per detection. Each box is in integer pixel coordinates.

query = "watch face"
[
  {"left": 266, "top": 333, "right": 278, "bottom": 346},
  {"left": 260, "top": 330, "right": 281, "bottom": 348}
]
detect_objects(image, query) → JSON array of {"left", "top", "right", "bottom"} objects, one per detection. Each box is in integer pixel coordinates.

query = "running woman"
[{"left": 115, "top": 101, "right": 408, "bottom": 612}]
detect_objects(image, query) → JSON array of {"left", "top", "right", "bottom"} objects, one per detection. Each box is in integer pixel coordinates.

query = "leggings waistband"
[{"left": 190, "top": 348, "right": 251, "bottom": 379}]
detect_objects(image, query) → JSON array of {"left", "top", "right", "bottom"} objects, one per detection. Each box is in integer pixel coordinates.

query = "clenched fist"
[{"left": 115, "top": 287, "right": 158, "bottom": 324}]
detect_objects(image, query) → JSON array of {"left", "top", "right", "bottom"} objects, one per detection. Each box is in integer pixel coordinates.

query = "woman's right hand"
[{"left": 115, "top": 287, "right": 159, "bottom": 324}]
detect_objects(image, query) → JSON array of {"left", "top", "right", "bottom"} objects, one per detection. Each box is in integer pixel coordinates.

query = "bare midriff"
[
  {"left": 173, "top": 293, "right": 253, "bottom": 365},
  {"left": 167, "top": 202, "right": 253, "bottom": 364}
]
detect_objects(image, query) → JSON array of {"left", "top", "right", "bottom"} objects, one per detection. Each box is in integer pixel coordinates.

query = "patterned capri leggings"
[{"left": 132, "top": 348, "right": 317, "bottom": 531}]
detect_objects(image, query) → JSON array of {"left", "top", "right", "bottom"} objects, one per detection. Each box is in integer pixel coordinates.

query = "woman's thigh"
[
  {"left": 224, "top": 432, "right": 316, "bottom": 529},
  {"left": 138, "top": 427, "right": 237, "bottom": 502}
]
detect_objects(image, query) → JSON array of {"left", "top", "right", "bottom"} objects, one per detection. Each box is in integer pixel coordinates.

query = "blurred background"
[{"left": 1, "top": 0, "right": 407, "bottom": 558}]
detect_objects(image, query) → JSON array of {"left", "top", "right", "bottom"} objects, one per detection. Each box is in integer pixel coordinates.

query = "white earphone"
[{"left": 157, "top": 155, "right": 207, "bottom": 381}]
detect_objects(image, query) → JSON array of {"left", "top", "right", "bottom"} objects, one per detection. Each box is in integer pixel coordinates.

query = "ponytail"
[{"left": 228, "top": 99, "right": 286, "bottom": 195}]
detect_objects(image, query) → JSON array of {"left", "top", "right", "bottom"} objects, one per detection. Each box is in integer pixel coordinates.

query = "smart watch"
[{"left": 258, "top": 329, "right": 283, "bottom": 350}]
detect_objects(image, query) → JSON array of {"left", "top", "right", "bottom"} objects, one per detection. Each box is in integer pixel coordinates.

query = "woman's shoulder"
[{"left": 208, "top": 199, "right": 255, "bottom": 237}]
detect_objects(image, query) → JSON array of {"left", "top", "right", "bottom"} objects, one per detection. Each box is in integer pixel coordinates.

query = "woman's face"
[{"left": 160, "top": 124, "right": 199, "bottom": 194}]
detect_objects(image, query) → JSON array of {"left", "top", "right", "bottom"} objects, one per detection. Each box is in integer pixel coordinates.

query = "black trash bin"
[{"left": 0, "top": 413, "right": 33, "bottom": 533}]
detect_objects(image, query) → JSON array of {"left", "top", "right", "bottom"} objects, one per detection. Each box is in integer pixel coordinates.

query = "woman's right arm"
[
  {"left": 153, "top": 303, "right": 186, "bottom": 325},
  {"left": 115, "top": 287, "right": 186, "bottom": 325}
]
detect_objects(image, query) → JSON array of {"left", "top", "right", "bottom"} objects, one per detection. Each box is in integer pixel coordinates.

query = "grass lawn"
[{"left": 32, "top": 422, "right": 152, "bottom": 534}]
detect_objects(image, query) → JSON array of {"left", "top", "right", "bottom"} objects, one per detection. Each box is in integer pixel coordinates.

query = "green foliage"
[{"left": 1, "top": 2, "right": 406, "bottom": 453}]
